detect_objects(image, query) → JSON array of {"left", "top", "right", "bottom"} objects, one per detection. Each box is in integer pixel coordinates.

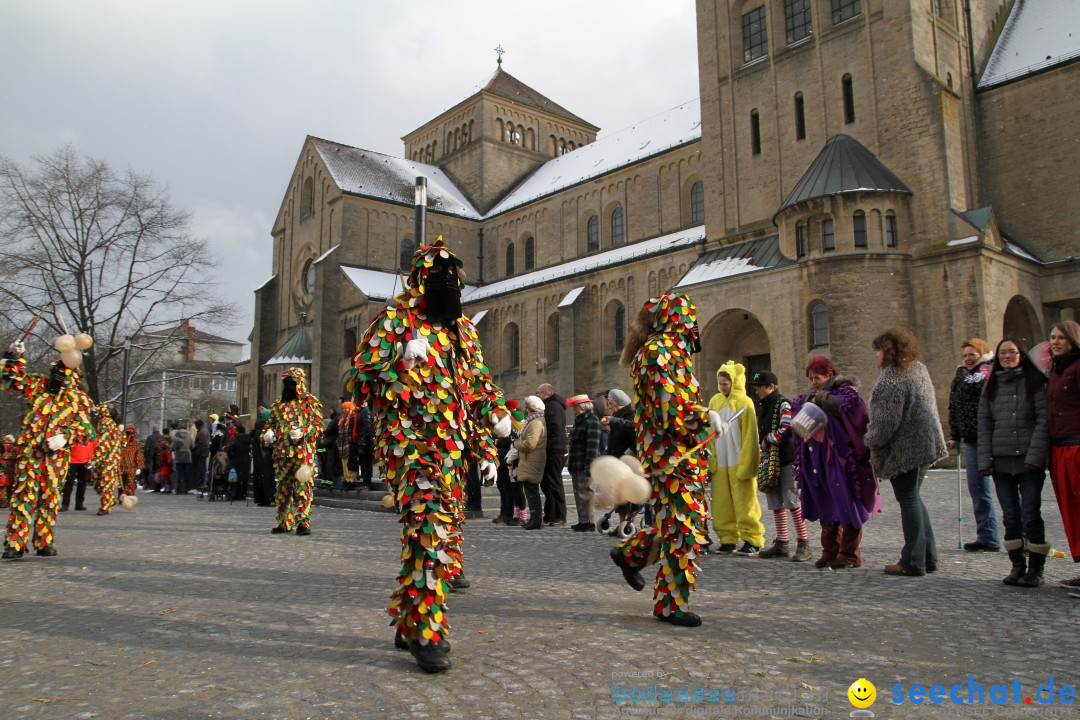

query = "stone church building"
[{"left": 238, "top": 0, "right": 1080, "bottom": 421}]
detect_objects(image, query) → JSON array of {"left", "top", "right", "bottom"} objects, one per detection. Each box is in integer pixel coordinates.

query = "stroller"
[
  {"left": 199, "top": 450, "right": 231, "bottom": 501},
  {"left": 597, "top": 501, "right": 653, "bottom": 540}
]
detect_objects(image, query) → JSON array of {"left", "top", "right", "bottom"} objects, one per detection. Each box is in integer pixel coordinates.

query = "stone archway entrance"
[
  {"left": 699, "top": 309, "right": 770, "bottom": 398},
  {"left": 1002, "top": 295, "right": 1042, "bottom": 350}
]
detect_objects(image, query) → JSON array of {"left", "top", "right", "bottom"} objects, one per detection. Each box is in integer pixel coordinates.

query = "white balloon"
[
  {"left": 73, "top": 333, "right": 94, "bottom": 350},
  {"left": 54, "top": 334, "right": 76, "bottom": 352},
  {"left": 60, "top": 348, "right": 82, "bottom": 369},
  {"left": 295, "top": 464, "right": 313, "bottom": 482}
]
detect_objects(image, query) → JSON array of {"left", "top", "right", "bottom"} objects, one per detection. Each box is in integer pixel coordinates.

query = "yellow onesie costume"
[{"left": 707, "top": 361, "right": 765, "bottom": 551}]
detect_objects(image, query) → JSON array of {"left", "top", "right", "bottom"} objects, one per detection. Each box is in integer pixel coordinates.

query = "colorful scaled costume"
[
  {"left": 0, "top": 435, "right": 15, "bottom": 508},
  {"left": 119, "top": 425, "right": 142, "bottom": 497},
  {"left": 262, "top": 367, "right": 323, "bottom": 533},
  {"left": 612, "top": 293, "right": 712, "bottom": 626},
  {"left": 1, "top": 349, "right": 95, "bottom": 558},
  {"left": 707, "top": 361, "right": 765, "bottom": 551},
  {"left": 351, "top": 237, "right": 515, "bottom": 673},
  {"left": 92, "top": 405, "right": 122, "bottom": 514}
]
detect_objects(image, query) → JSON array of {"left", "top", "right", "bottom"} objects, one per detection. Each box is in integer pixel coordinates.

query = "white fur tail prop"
[
  {"left": 119, "top": 494, "right": 139, "bottom": 510},
  {"left": 591, "top": 455, "right": 652, "bottom": 508}
]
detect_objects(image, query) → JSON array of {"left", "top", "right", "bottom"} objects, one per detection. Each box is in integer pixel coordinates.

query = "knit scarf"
[{"left": 758, "top": 398, "right": 783, "bottom": 493}]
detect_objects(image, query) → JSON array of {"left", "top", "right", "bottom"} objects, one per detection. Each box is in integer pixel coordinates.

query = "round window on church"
[{"left": 303, "top": 259, "right": 316, "bottom": 294}]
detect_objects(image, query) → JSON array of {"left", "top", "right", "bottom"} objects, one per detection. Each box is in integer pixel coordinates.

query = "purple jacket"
[{"left": 790, "top": 377, "right": 879, "bottom": 528}]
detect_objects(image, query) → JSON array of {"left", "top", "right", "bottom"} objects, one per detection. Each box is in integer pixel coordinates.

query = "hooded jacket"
[
  {"left": 706, "top": 361, "right": 760, "bottom": 482},
  {"left": 947, "top": 354, "right": 993, "bottom": 443}
]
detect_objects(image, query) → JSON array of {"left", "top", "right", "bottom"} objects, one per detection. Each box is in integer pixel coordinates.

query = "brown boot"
[
  {"left": 757, "top": 539, "right": 790, "bottom": 558},
  {"left": 828, "top": 525, "right": 863, "bottom": 568},
  {"left": 815, "top": 522, "right": 840, "bottom": 568},
  {"left": 791, "top": 539, "right": 813, "bottom": 562}
]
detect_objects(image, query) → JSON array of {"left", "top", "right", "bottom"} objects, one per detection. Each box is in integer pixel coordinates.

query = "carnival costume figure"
[
  {"left": 92, "top": 404, "right": 122, "bottom": 515},
  {"left": 0, "top": 434, "right": 15, "bottom": 508},
  {"left": 350, "top": 236, "right": 516, "bottom": 673},
  {"left": 262, "top": 368, "right": 323, "bottom": 535},
  {"left": 610, "top": 293, "right": 717, "bottom": 627},
  {"left": 1, "top": 339, "right": 95, "bottom": 559},
  {"left": 119, "top": 425, "right": 142, "bottom": 497}
]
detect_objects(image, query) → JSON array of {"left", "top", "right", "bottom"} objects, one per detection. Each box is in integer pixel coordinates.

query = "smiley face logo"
[{"left": 848, "top": 678, "right": 876, "bottom": 708}]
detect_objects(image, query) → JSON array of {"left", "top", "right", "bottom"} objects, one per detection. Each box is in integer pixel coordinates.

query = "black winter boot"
[
  {"left": 1003, "top": 540, "right": 1026, "bottom": 586},
  {"left": 1017, "top": 543, "right": 1047, "bottom": 588}
]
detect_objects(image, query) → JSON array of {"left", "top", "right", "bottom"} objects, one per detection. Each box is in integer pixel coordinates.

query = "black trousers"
[
  {"left": 62, "top": 462, "right": 90, "bottom": 509},
  {"left": 523, "top": 482, "right": 541, "bottom": 519},
  {"left": 540, "top": 450, "right": 567, "bottom": 522}
]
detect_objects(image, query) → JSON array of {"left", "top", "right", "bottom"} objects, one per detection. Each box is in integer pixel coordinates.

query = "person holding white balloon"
[
  {"left": 1, "top": 333, "right": 96, "bottom": 559},
  {"left": 261, "top": 367, "right": 324, "bottom": 536}
]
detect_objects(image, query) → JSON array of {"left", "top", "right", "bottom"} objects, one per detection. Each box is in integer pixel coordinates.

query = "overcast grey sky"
[{"left": 0, "top": 1, "right": 699, "bottom": 345}]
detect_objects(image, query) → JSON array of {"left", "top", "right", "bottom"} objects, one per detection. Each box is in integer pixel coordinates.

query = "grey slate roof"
[
  {"left": 675, "top": 236, "right": 793, "bottom": 290},
  {"left": 979, "top": 0, "right": 1080, "bottom": 89},
  {"left": 263, "top": 327, "right": 313, "bottom": 367},
  {"left": 775, "top": 134, "right": 912, "bottom": 220},
  {"left": 310, "top": 137, "right": 481, "bottom": 219},
  {"left": 481, "top": 68, "right": 597, "bottom": 129}
]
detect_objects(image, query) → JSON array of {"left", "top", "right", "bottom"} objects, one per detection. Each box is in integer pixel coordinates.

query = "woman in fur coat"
[{"left": 865, "top": 328, "right": 947, "bottom": 577}]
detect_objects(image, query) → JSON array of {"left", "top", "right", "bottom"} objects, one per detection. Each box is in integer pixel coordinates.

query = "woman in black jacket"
[{"left": 978, "top": 338, "right": 1050, "bottom": 587}]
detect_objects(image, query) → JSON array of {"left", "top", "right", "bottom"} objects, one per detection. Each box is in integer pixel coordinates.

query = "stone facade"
[{"left": 239, "top": 0, "right": 1080, "bottom": 432}]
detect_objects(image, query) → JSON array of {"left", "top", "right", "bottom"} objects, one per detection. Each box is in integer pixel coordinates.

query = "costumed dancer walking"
[
  {"left": 92, "top": 404, "right": 122, "bottom": 515},
  {"left": 1, "top": 336, "right": 95, "bottom": 559},
  {"left": 119, "top": 425, "right": 142, "bottom": 498},
  {"left": 609, "top": 292, "right": 717, "bottom": 627},
  {"left": 350, "top": 237, "right": 515, "bottom": 673},
  {"left": 0, "top": 434, "right": 15, "bottom": 508},
  {"left": 261, "top": 368, "right": 323, "bottom": 536}
]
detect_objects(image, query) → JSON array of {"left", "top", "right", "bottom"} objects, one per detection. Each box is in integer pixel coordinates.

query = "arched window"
[
  {"left": 811, "top": 304, "right": 830, "bottom": 347},
  {"left": 853, "top": 211, "right": 867, "bottom": 247},
  {"left": 794, "top": 92, "right": 806, "bottom": 140},
  {"left": 301, "top": 177, "right": 314, "bottom": 218},
  {"left": 506, "top": 324, "right": 520, "bottom": 370},
  {"left": 842, "top": 73, "right": 855, "bottom": 124},
  {"left": 611, "top": 206, "right": 625, "bottom": 246},
  {"left": 751, "top": 109, "right": 761, "bottom": 155},
  {"left": 524, "top": 236, "right": 535, "bottom": 271},
  {"left": 342, "top": 327, "right": 357, "bottom": 357},
  {"left": 690, "top": 181, "right": 705, "bottom": 224},
  {"left": 399, "top": 238, "right": 416, "bottom": 273},
  {"left": 796, "top": 222, "right": 807, "bottom": 258},
  {"left": 547, "top": 313, "right": 560, "bottom": 363},
  {"left": 587, "top": 215, "right": 600, "bottom": 252},
  {"left": 885, "top": 212, "right": 898, "bottom": 248},
  {"left": 614, "top": 305, "right": 626, "bottom": 352},
  {"left": 505, "top": 243, "right": 515, "bottom": 276},
  {"left": 822, "top": 218, "right": 836, "bottom": 251}
]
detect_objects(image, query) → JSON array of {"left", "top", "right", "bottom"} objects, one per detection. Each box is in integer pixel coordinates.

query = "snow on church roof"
[
  {"left": 462, "top": 225, "right": 705, "bottom": 304},
  {"left": 485, "top": 99, "right": 702, "bottom": 217},
  {"left": 311, "top": 137, "right": 482, "bottom": 220},
  {"left": 979, "top": 0, "right": 1080, "bottom": 89}
]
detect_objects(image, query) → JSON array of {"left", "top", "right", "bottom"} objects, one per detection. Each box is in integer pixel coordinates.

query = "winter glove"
[
  {"left": 708, "top": 410, "right": 730, "bottom": 438},
  {"left": 480, "top": 460, "right": 497, "bottom": 486},
  {"left": 289, "top": 427, "right": 303, "bottom": 441},
  {"left": 7, "top": 340, "right": 25, "bottom": 357},
  {"left": 491, "top": 413, "right": 511, "bottom": 438},
  {"left": 46, "top": 434, "right": 67, "bottom": 451},
  {"left": 401, "top": 337, "right": 431, "bottom": 371},
  {"left": 262, "top": 430, "right": 276, "bottom": 444}
]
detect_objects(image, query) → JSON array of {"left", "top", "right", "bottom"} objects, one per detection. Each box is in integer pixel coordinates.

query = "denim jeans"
[
  {"left": 890, "top": 466, "right": 937, "bottom": 574},
  {"left": 965, "top": 442, "right": 1001, "bottom": 546},
  {"left": 992, "top": 468, "right": 1045, "bottom": 544}
]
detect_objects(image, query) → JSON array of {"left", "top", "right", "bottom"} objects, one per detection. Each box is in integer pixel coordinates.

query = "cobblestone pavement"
[{"left": 1, "top": 470, "right": 1077, "bottom": 720}]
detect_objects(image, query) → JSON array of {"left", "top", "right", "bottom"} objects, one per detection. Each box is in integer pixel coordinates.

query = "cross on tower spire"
[{"left": 495, "top": 45, "right": 505, "bottom": 66}]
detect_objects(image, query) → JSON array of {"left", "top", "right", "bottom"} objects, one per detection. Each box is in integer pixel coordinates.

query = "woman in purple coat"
[{"left": 790, "top": 356, "right": 878, "bottom": 569}]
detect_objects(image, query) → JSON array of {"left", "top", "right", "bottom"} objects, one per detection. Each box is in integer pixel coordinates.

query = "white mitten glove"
[
  {"left": 8, "top": 340, "right": 25, "bottom": 357},
  {"left": 708, "top": 410, "right": 730, "bottom": 438},
  {"left": 480, "top": 460, "right": 497, "bottom": 486},
  {"left": 491, "top": 413, "right": 511, "bottom": 438},
  {"left": 289, "top": 427, "right": 303, "bottom": 441},
  {"left": 505, "top": 447, "right": 519, "bottom": 465},
  {"left": 262, "top": 429, "right": 276, "bottom": 444},
  {"left": 401, "top": 337, "right": 431, "bottom": 370},
  {"left": 46, "top": 434, "right": 67, "bottom": 451}
]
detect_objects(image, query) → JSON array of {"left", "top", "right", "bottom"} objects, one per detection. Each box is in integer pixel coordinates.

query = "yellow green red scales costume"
[
  {"left": 0, "top": 436, "right": 15, "bottom": 508},
  {"left": 350, "top": 238, "right": 518, "bottom": 653},
  {"left": 262, "top": 367, "right": 323, "bottom": 531},
  {"left": 119, "top": 426, "right": 142, "bottom": 496},
  {"left": 92, "top": 405, "right": 122, "bottom": 513},
  {"left": 1, "top": 354, "right": 95, "bottom": 556},
  {"left": 614, "top": 293, "right": 712, "bottom": 622}
]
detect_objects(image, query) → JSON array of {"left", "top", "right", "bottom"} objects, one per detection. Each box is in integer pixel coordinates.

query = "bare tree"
[{"left": 0, "top": 145, "right": 237, "bottom": 401}]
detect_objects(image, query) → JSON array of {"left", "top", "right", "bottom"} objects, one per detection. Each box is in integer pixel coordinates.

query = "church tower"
[{"left": 402, "top": 58, "right": 599, "bottom": 214}]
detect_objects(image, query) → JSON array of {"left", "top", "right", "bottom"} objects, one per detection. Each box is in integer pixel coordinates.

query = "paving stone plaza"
[{"left": 1, "top": 472, "right": 1077, "bottom": 720}]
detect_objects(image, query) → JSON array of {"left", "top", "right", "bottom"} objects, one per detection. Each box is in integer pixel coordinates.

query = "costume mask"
[
  {"left": 424, "top": 254, "right": 462, "bottom": 323},
  {"left": 281, "top": 377, "right": 298, "bottom": 402}
]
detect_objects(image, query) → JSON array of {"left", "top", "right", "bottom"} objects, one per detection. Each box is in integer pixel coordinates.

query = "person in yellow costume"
[{"left": 707, "top": 361, "right": 765, "bottom": 555}]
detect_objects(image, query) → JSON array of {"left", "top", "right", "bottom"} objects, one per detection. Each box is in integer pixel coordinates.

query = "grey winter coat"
[
  {"left": 865, "top": 361, "right": 947, "bottom": 479},
  {"left": 171, "top": 429, "right": 194, "bottom": 464},
  {"left": 976, "top": 368, "right": 1048, "bottom": 474}
]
